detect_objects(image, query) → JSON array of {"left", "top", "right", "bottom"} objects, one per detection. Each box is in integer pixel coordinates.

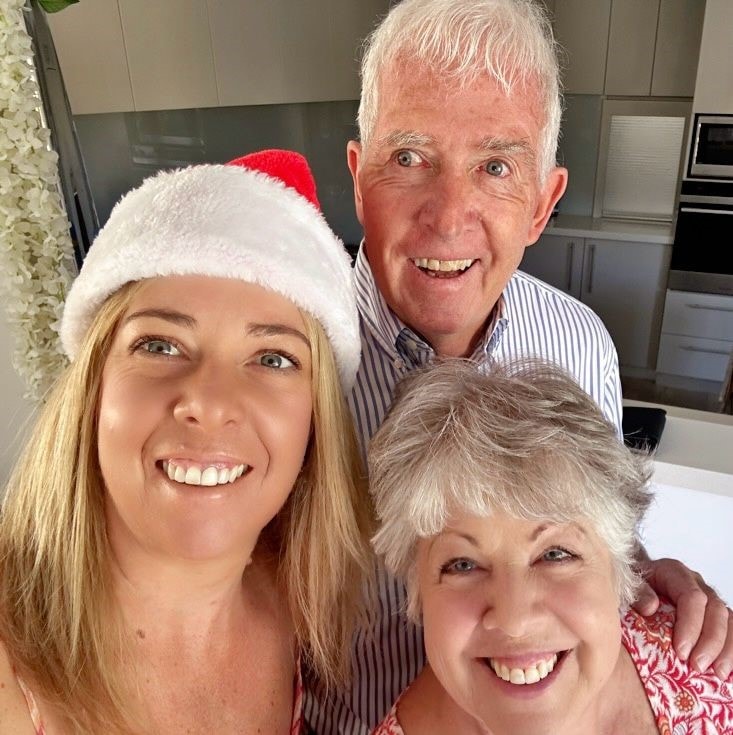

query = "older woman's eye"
[
  {"left": 259, "top": 352, "right": 297, "bottom": 369},
  {"left": 542, "top": 547, "right": 576, "bottom": 563},
  {"left": 440, "top": 557, "right": 477, "bottom": 575},
  {"left": 135, "top": 338, "right": 181, "bottom": 356}
]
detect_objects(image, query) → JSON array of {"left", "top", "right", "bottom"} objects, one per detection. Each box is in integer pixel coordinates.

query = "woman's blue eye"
[
  {"left": 485, "top": 160, "right": 507, "bottom": 176},
  {"left": 259, "top": 353, "right": 295, "bottom": 369},
  {"left": 442, "top": 558, "right": 477, "bottom": 575},
  {"left": 143, "top": 339, "right": 180, "bottom": 356},
  {"left": 543, "top": 547, "right": 574, "bottom": 563},
  {"left": 395, "top": 150, "right": 423, "bottom": 167}
]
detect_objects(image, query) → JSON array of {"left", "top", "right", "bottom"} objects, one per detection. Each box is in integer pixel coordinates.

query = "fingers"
[
  {"left": 631, "top": 580, "right": 660, "bottom": 617},
  {"left": 637, "top": 558, "right": 733, "bottom": 679}
]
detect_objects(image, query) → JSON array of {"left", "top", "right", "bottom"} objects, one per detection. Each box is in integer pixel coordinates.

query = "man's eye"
[
  {"left": 484, "top": 160, "right": 508, "bottom": 176},
  {"left": 542, "top": 547, "right": 575, "bottom": 563},
  {"left": 259, "top": 352, "right": 296, "bottom": 369},
  {"left": 395, "top": 150, "right": 423, "bottom": 167},
  {"left": 441, "top": 557, "right": 477, "bottom": 575},
  {"left": 139, "top": 339, "right": 180, "bottom": 356}
]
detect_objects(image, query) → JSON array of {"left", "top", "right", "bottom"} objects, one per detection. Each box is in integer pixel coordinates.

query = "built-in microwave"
[{"left": 688, "top": 114, "right": 733, "bottom": 180}]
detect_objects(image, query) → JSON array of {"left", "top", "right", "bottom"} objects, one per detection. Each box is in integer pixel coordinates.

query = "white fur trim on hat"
[{"left": 60, "top": 162, "right": 360, "bottom": 390}]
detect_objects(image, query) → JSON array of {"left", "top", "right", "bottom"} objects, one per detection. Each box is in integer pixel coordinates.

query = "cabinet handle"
[
  {"left": 680, "top": 345, "right": 731, "bottom": 356},
  {"left": 566, "top": 241, "right": 574, "bottom": 292},
  {"left": 586, "top": 244, "right": 595, "bottom": 295},
  {"left": 685, "top": 304, "right": 733, "bottom": 314}
]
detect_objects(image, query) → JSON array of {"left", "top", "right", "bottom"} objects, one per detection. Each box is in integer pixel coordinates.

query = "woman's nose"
[
  {"left": 172, "top": 362, "right": 244, "bottom": 430},
  {"left": 481, "top": 577, "right": 538, "bottom": 639}
]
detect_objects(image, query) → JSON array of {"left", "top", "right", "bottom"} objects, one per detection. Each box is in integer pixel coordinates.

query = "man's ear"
[
  {"left": 527, "top": 166, "right": 568, "bottom": 246},
  {"left": 347, "top": 140, "right": 365, "bottom": 226}
]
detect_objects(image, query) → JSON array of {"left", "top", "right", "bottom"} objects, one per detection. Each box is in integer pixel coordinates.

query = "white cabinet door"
[
  {"left": 581, "top": 239, "right": 670, "bottom": 370},
  {"left": 519, "top": 234, "right": 583, "bottom": 299}
]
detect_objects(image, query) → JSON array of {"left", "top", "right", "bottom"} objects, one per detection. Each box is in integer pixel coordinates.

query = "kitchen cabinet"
[
  {"left": 46, "top": 0, "right": 133, "bottom": 114},
  {"left": 657, "top": 290, "right": 733, "bottom": 383},
  {"left": 520, "top": 234, "right": 670, "bottom": 370},
  {"left": 605, "top": 0, "right": 704, "bottom": 97},
  {"left": 119, "top": 0, "right": 218, "bottom": 112},
  {"left": 693, "top": 0, "right": 733, "bottom": 114},
  {"left": 553, "top": 0, "right": 611, "bottom": 95},
  {"left": 555, "top": 0, "right": 704, "bottom": 98},
  {"left": 47, "top": 0, "right": 390, "bottom": 114}
]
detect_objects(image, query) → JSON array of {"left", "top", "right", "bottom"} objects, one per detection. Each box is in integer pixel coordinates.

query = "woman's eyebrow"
[
  {"left": 246, "top": 323, "right": 311, "bottom": 348},
  {"left": 123, "top": 308, "right": 196, "bottom": 328}
]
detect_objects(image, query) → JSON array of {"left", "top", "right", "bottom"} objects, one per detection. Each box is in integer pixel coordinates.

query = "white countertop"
[
  {"left": 624, "top": 399, "right": 733, "bottom": 497},
  {"left": 544, "top": 215, "right": 674, "bottom": 245}
]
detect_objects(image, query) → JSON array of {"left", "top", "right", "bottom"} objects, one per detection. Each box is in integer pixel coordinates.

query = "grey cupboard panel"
[
  {"left": 604, "top": 0, "right": 659, "bottom": 96},
  {"left": 119, "top": 0, "right": 218, "bottom": 111}
]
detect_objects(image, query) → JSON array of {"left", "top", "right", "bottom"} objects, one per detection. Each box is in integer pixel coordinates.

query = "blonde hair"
[
  {"left": 358, "top": 0, "right": 562, "bottom": 181},
  {"left": 0, "top": 280, "right": 372, "bottom": 732},
  {"left": 369, "top": 359, "right": 653, "bottom": 619}
]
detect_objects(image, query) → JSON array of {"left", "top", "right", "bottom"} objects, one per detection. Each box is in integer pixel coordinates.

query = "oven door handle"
[{"left": 680, "top": 207, "right": 733, "bottom": 215}]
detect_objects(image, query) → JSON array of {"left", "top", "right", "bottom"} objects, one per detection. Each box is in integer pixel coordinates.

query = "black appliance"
[{"left": 668, "top": 114, "right": 733, "bottom": 296}]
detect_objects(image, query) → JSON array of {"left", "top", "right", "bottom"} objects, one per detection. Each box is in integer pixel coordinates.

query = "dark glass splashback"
[{"left": 74, "top": 100, "right": 363, "bottom": 253}]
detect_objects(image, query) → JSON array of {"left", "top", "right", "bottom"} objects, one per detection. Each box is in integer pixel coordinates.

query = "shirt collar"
[{"left": 354, "top": 241, "right": 510, "bottom": 365}]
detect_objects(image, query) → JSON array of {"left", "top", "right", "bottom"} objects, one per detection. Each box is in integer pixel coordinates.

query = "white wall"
[
  {"left": 0, "top": 311, "right": 35, "bottom": 489},
  {"left": 642, "top": 482, "right": 733, "bottom": 605}
]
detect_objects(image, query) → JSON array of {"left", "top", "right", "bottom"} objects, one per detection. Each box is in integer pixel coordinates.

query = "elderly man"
[{"left": 305, "top": 1, "right": 732, "bottom": 733}]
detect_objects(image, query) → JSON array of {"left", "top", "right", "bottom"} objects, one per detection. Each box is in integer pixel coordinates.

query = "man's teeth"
[
  {"left": 162, "top": 460, "right": 248, "bottom": 486},
  {"left": 489, "top": 653, "right": 558, "bottom": 685},
  {"left": 412, "top": 257, "right": 474, "bottom": 272}
]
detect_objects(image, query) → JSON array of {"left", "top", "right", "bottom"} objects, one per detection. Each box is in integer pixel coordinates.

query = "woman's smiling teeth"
[
  {"left": 411, "top": 257, "right": 475, "bottom": 276},
  {"left": 161, "top": 460, "right": 248, "bottom": 486},
  {"left": 488, "top": 652, "right": 558, "bottom": 685}
]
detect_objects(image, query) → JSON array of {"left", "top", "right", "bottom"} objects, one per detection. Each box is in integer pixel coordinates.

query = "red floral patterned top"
[{"left": 372, "top": 601, "right": 733, "bottom": 735}]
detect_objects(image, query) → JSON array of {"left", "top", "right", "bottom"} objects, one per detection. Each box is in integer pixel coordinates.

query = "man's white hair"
[
  {"left": 369, "top": 359, "right": 653, "bottom": 620},
  {"left": 358, "top": 0, "right": 562, "bottom": 181}
]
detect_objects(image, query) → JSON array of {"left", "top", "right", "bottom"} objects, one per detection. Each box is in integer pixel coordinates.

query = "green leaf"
[{"left": 37, "top": 0, "right": 80, "bottom": 13}]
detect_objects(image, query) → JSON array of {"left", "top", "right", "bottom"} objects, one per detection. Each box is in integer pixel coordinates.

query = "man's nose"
[
  {"left": 172, "top": 362, "right": 244, "bottom": 430},
  {"left": 418, "top": 170, "right": 477, "bottom": 241}
]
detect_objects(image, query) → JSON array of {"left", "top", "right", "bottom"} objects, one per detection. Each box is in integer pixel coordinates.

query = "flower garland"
[{"left": 0, "top": 0, "right": 76, "bottom": 401}]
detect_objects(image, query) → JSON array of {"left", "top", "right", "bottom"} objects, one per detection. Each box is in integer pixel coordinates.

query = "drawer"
[
  {"left": 661, "top": 290, "right": 733, "bottom": 341},
  {"left": 657, "top": 333, "right": 733, "bottom": 382}
]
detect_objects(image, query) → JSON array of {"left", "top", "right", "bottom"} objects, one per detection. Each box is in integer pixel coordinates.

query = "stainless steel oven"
[
  {"left": 689, "top": 114, "right": 733, "bottom": 180},
  {"left": 669, "top": 180, "right": 733, "bottom": 295}
]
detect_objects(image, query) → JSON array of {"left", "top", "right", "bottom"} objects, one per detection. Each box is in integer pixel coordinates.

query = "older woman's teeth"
[
  {"left": 412, "top": 258, "right": 474, "bottom": 273},
  {"left": 489, "top": 653, "right": 558, "bottom": 685},
  {"left": 163, "top": 461, "right": 247, "bottom": 486}
]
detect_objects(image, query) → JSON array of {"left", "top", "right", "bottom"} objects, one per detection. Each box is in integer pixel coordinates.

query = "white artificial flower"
[{"left": 0, "top": 0, "right": 76, "bottom": 401}]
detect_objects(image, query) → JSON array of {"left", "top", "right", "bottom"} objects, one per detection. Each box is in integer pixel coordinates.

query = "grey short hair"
[
  {"left": 369, "top": 359, "right": 653, "bottom": 619},
  {"left": 358, "top": 0, "right": 563, "bottom": 181}
]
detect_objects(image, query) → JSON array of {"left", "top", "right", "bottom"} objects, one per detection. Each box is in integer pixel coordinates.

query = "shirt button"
[{"left": 393, "top": 357, "right": 405, "bottom": 370}]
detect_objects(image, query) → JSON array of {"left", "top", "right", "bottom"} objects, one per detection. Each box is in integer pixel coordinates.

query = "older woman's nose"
[
  {"left": 480, "top": 579, "right": 538, "bottom": 638},
  {"left": 172, "top": 362, "right": 244, "bottom": 429}
]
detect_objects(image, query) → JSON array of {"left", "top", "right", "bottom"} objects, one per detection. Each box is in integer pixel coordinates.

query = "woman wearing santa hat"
[{"left": 0, "top": 150, "right": 372, "bottom": 734}]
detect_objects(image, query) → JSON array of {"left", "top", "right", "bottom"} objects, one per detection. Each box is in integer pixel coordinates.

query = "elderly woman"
[
  {"left": 0, "top": 150, "right": 372, "bottom": 734},
  {"left": 370, "top": 360, "right": 732, "bottom": 735}
]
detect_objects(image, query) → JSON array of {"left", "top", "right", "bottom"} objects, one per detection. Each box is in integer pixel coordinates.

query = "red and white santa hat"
[{"left": 60, "top": 149, "right": 360, "bottom": 390}]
